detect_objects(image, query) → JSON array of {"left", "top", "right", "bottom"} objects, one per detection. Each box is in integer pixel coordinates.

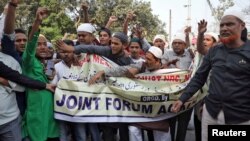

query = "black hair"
[
  {"left": 241, "top": 28, "right": 248, "bottom": 42},
  {"left": 15, "top": 28, "right": 26, "bottom": 35},
  {"left": 98, "top": 27, "right": 112, "bottom": 37},
  {"left": 63, "top": 39, "right": 74, "bottom": 46},
  {"left": 211, "top": 37, "right": 217, "bottom": 43},
  {"left": 129, "top": 37, "right": 142, "bottom": 48}
]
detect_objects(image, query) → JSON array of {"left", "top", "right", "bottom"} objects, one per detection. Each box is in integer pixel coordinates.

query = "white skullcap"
[
  {"left": 205, "top": 32, "right": 219, "bottom": 42},
  {"left": 47, "top": 42, "right": 53, "bottom": 48},
  {"left": 222, "top": 10, "right": 245, "bottom": 22},
  {"left": 77, "top": 23, "right": 96, "bottom": 33},
  {"left": 172, "top": 33, "right": 186, "bottom": 43},
  {"left": 148, "top": 46, "right": 163, "bottom": 59},
  {"left": 153, "top": 34, "right": 166, "bottom": 43}
]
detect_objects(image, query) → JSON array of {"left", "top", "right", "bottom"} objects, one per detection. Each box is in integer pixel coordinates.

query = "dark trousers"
[
  {"left": 16, "top": 91, "right": 26, "bottom": 116},
  {"left": 169, "top": 108, "right": 193, "bottom": 141},
  {"left": 194, "top": 114, "right": 201, "bottom": 141},
  {"left": 102, "top": 123, "right": 129, "bottom": 141}
]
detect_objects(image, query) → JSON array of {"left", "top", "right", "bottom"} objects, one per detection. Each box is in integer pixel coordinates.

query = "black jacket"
[
  {"left": 179, "top": 41, "right": 250, "bottom": 124},
  {"left": 0, "top": 61, "right": 46, "bottom": 89}
]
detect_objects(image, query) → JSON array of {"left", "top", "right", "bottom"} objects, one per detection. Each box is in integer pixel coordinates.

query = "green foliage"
[
  {"left": 0, "top": 0, "right": 167, "bottom": 41},
  {"left": 87, "top": 0, "right": 167, "bottom": 40}
]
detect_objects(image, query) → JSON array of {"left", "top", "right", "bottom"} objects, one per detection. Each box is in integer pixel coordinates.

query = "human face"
[
  {"left": 219, "top": 16, "right": 245, "bottom": 44},
  {"left": 77, "top": 31, "right": 94, "bottom": 45},
  {"left": 153, "top": 39, "right": 165, "bottom": 50},
  {"left": 99, "top": 31, "right": 110, "bottom": 45},
  {"left": 145, "top": 52, "right": 160, "bottom": 71},
  {"left": 58, "top": 49, "right": 74, "bottom": 64},
  {"left": 36, "top": 36, "right": 49, "bottom": 59},
  {"left": 203, "top": 35, "right": 216, "bottom": 48},
  {"left": 111, "top": 37, "right": 124, "bottom": 55},
  {"left": 129, "top": 42, "right": 141, "bottom": 59},
  {"left": 47, "top": 47, "right": 54, "bottom": 59},
  {"left": 15, "top": 33, "right": 27, "bottom": 53},
  {"left": 172, "top": 39, "right": 186, "bottom": 55}
]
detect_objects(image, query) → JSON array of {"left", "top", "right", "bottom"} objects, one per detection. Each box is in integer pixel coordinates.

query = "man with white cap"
[
  {"left": 77, "top": 23, "right": 96, "bottom": 45},
  {"left": 197, "top": 19, "right": 219, "bottom": 55},
  {"left": 192, "top": 19, "right": 220, "bottom": 141},
  {"left": 162, "top": 33, "right": 193, "bottom": 70},
  {"left": 172, "top": 10, "right": 250, "bottom": 141},
  {"left": 160, "top": 33, "right": 194, "bottom": 141},
  {"left": 153, "top": 34, "right": 167, "bottom": 52},
  {"left": 88, "top": 46, "right": 171, "bottom": 141}
]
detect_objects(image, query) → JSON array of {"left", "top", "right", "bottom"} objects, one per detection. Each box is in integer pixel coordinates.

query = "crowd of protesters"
[{"left": 0, "top": 0, "right": 249, "bottom": 141}]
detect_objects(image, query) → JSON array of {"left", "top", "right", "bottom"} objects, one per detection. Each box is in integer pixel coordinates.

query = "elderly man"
[
  {"left": 172, "top": 10, "right": 250, "bottom": 141},
  {"left": 21, "top": 7, "right": 59, "bottom": 141},
  {"left": 88, "top": 46, "right": 171, "bottom": 141}
]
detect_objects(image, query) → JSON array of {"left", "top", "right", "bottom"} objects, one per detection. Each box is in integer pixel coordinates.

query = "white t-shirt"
[{"left": 0, "top": 52, "right": 24, "bottom": 125}]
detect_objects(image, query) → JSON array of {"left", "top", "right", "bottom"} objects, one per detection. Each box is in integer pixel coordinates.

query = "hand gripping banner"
[{"left": 54, "top": 53, "right": 208, "bottom": 123}]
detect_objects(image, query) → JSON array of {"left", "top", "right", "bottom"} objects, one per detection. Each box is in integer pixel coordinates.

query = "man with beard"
[
  {"left": 21, "top": 7, "right": 59, "bottom": 141},
  {"left": 88, "top": 46, "right": 171, "bottom": 141},
  {"left": 162, "top": 33, "right": 193, "bottom": 70},
  {"left": 171, "top": 10, "right": 250, "bottom": 141}
]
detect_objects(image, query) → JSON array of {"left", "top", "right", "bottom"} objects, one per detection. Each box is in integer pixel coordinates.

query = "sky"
[{"left": 143, "top": 0, "right": 249, "bottom": 40}]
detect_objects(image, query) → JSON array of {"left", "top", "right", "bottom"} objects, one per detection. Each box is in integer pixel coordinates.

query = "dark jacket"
[
  {"left": 0, "top": 61, "right": 46, "bottom": 89},
  {"left": 179, "top": 40, "right": 250, "bottom": 124},
  {"left": 74, "top": 44, "right": 133, "bottom": 66}
]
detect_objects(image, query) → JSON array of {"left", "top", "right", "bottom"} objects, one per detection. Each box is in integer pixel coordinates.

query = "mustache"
[{"left": 219, "top": 34, "right": 239, "bottom": 44}]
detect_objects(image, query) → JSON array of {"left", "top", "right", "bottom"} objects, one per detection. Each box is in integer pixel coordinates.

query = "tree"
[
  {"left": 1, "top": 0, "right": 167, "bottom": 41},
  {"left": 59, "top": 0, "right": 167, "bottom": 40},
  {"left": 207, "top": 0, "right": 234, "bottom": 22},
  {"left": 206, "top": 0, "right": 234, "bottom": 32}
]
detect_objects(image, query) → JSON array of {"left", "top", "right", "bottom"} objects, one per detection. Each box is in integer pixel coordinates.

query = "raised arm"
[
  {"left": 4, "top": 0, "right": 18, "bottom": 34},
  {"left": 0, "top": 4, "right": 8, "bottom": 39},
  {"left": 1, "top": 0, "right": 21, "bottom": 63},
  {"left": 123, "top": 11, "right": 135, "bottom": 35},
  {"left": 28, "top": 7, "right": 48, "bottom": 40},
  {"left": 105, "top": 16, "right": 117, "bottom": 29},
  {"left": 81, "top": 2, "right": 89, "bottom": 23},
  {"left": 184, "top": 26, "right": 191, "bottom": 48},
  {"left": 22, "top": 7, "right": 49, "bottom": 68},
  {"left": 196, "top": 20, "right": 208, "bottom": 55}
]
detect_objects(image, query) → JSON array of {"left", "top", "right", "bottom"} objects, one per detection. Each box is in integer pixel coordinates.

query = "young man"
[
  {"left": 52, "top": 40, "right": 85, "bottom": 141},
  {"left": 128, "top": 38, "right": 145, "bottom": 63},
  {"left": 0, "top": 51, "right": 25, "bottom": 141},
  {"left": 98, "top": 27, "right": 112, "bottom": 46},
  {"left": 56, "top": 32, "right": 133, "bottom": 141},
  {"left": 77, "top": 23, "right": 96, "bottom": 45},
  {"left": 172, "top": 10, "right": 250, "bottom": 141},
  {"left": 14, "top": 28, "right": 27, "bottom": 56},
  {"left": 56, "top": 32, "right": 133, "bottom": 66},
  {"left": 153, "top": 34, "right": 167, "bottom": 52}
]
